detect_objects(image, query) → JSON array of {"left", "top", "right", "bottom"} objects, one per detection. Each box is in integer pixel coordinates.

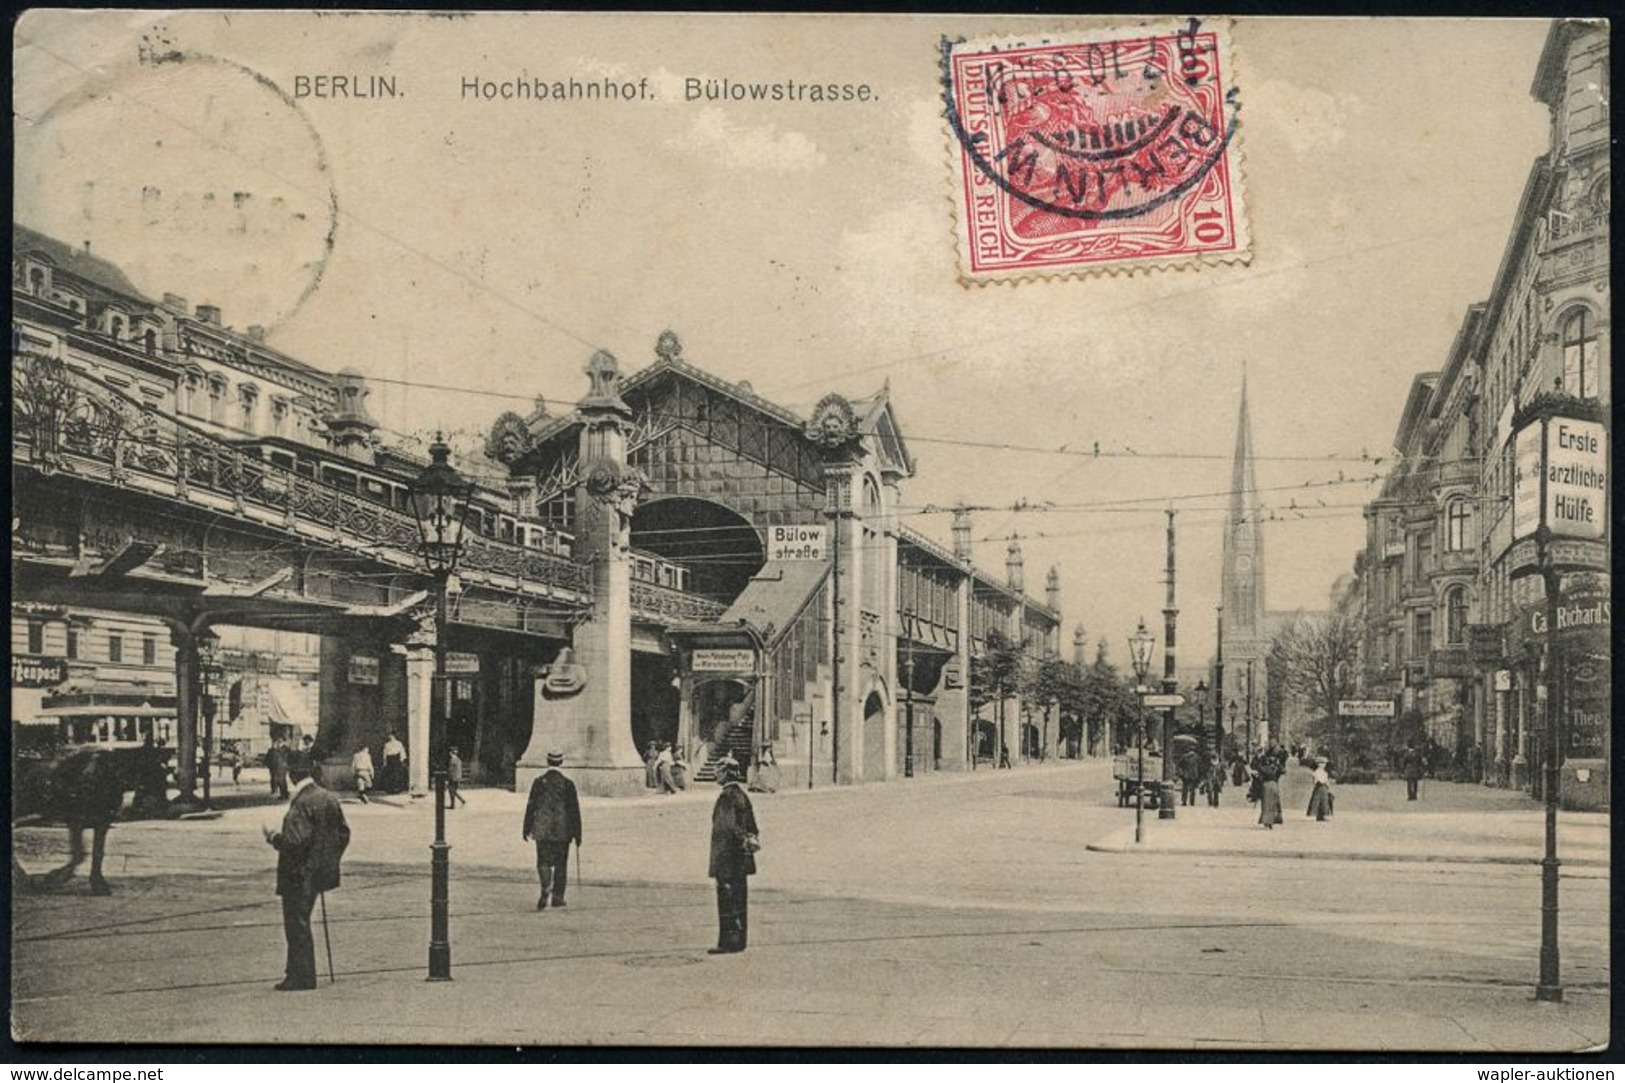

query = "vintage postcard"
[{"left": 10, "top": 11, "right": 1611, "bottom": 1055}]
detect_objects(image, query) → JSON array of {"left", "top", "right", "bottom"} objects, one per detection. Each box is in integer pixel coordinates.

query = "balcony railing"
[{"left": 13, "top": 354, "right": 591, "bottom": 597}]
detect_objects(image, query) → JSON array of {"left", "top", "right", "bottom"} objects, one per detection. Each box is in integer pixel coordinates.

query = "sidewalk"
[{"left": 1086, "top": 776, "right": 1610, "bottom": 869}]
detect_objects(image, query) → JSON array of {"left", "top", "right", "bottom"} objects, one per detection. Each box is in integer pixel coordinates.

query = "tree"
[
  {"left": 1023, "top": 656, "right": 1083, "bottom": 760},
  {"left": 970, "top": 629, "right": 1023, "bottom": 761},
  {"left": 1267, "top": 613, "right": 1368, "bottom": 769}
]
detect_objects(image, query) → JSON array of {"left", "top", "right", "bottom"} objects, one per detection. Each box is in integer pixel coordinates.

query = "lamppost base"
[
  {"left": 1534, "top": 984, "right": 1563, "bottom": 1003},
  {"left": 1158, "top": 782, "right": 1178, "bottom": 819}
]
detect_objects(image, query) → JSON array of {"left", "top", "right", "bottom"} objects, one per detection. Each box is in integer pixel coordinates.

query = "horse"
[{"left": 12, "top": 745, "right": 166, "bottom": 895}]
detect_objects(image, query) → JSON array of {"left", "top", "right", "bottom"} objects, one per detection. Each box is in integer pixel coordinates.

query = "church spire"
[{"left": 1221, "top": 371, "right": 1265, "bottom": 634}]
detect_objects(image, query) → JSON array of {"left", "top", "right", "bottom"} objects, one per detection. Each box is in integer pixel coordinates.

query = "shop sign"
[
  {"left": 1525, "top": 585, "right": 1611, "bottom": 640},
  {"left": 1337, "top": 699, "right": 1395, "bottom": 718},
  {"left": 943, "top": 660, "right": 964, "bottom": 689},
  {"left": 692, "top": 648, "right": 756, "bottom": 673},
  {"left": 1493, "top": 670, "right": 1513, "bottom": 692},
  {"left": 1511, "top": 423, "right": 1543, "bottom": 540},
  {"left": 1427, "top": 648, "right": 1473, "bottom": 680},
  {"left": 1512, "top": 414, "right": 1608, "bottom": 543},
  {"left": 445, "top": 652, "right": 481, "bottom": 674},
  {"left": 767, "top": 525, "right": 826, "bottom": 562},
  {"left": 1468, "top": 624, "right": 1503, "bottom": 664},
  {"left": 12, "top": 654, "right": 67, "bottom": 688},
  {"left": 348, "top": 655, "right": 380, "bottom": 686}
]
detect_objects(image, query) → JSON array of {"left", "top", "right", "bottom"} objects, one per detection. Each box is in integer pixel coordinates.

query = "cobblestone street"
[{"left": 12, "top": 762, "right": 1609, "bottom": 1049}]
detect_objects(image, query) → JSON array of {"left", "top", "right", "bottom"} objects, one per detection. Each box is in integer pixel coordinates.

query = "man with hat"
[
  {"left": 708, "top": 756, "right": 760, "bottom": 955},
  {"left": 262, "top": 752, "right": 350, "bottom": 991},
  {"left": 522, "top": 752, "right": 582, "bottom": 910}
]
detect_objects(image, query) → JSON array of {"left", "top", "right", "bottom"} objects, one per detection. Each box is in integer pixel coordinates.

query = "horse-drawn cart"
[{"left": 1113, "top": 750, "right": 1164, "bottom": 807}]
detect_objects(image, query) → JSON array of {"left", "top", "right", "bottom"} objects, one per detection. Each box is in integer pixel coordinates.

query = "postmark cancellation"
[{"left": 944, "top": 20, "right": 1249, "bottom": 283}]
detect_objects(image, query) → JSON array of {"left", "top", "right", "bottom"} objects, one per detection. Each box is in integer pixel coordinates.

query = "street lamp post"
[
  {"left": 1534, "top": 529, "right": 1564, "bottom": 1003},
  {"left": 1128, "top": 618, "right": 1156, "bottom": 845},
  {"left": 408, "top": 435, "right": 473, "bottom": 984}
]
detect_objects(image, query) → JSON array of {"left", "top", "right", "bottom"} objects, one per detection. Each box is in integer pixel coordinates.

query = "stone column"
[
  {"left": 402, "top": 645, "right": 435, "bottom": 798},
  {"left": 516, "top": 350, "right": 643, "bottom": 796},
  {"left": 935, "top": 567, "right": 972, "bottom": 771},
  {"left": 170, "top": 628, "right": 200, "bottom": 801}
]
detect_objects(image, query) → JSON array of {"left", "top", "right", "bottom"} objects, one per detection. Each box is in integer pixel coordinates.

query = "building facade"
[{"left": 1350, "top": 20, "right": 1609, "bottom": 809}]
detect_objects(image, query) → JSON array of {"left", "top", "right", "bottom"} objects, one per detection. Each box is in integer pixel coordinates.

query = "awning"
[
  {"left": 35, "top": 704, "right": 175, "bottom": 718},
  {"left": 718, "top": 561, "right": 830, "bottom": 649}
]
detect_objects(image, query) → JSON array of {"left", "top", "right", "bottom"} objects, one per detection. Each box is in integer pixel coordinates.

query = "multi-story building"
[
  {"left": 11, "top": 603, "right": 177, "bottom": 750},
  {"left": 1353, "top": 20, "right": 1609, "bottom": 809}
]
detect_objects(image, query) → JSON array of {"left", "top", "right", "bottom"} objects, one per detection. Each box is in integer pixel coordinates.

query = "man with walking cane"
[
  {"left": 522, "top": 751, "right": 582, "bottom": 910},
  {"left": 263, "top": 752, "right": 350, "bottom": 991}
]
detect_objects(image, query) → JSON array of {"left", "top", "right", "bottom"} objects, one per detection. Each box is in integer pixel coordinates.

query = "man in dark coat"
[
  {"left": 266, "top": 738, "right": 290, "bottom": 800},
  {"left": 262, "top": 754, "right": 350, "bottom": 991},
  {"left": 522, "top": 751, "right": 582, "bottom": 910},
  {"left": 1177, "top": 747, "right": 1201, "bottom": 806},
  {"left": 1403, "top": 744, "right": 1425, "bottom": 801},
  {"left": 708, "top": 756, "right": 760, "bottom": 955}
]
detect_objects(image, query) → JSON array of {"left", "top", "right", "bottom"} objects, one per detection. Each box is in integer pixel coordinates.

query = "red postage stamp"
[{"left": 943, "top": 19, "right": 1248, "bottom": 282}]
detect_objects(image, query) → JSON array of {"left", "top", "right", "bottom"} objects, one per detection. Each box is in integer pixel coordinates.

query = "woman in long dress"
[
  {"left": 1256, "top": 756, "right": 1284, "bottom": 829},
  {"left": 1305, "top": 759, "right": 1333, "bottom": 821}
]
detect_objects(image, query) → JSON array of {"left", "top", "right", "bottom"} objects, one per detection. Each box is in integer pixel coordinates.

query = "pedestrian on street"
[
  {"left": 446, "top": 747, "right": 467, "bottom": 808},
  {"left": 1255, "top": 754, "right": 1284, "bottom": 829},
  {"left": 708, "top": 756, "right": 759, "bottom": 955},
  {"left": 1230, "top": 752, "right": 1249, "bottom": 790},
  {"left": 381, "top": 732, "right": 407, "bottom": 794},
  {"left": 230, "top": 747, "right": 244, "bottom": 787},
  {"left": 1177, "top": 746, "right": 1201, "bottom": 806},
  {"left": 267, "top": 738, "right": 290, "bottom": 800},
  {"left": 655, "top": 742, "right": 677, "bottom": 794},
  {"left": 522, "top": 751, "right": 582, "bottom": 910},
  {"left": 749, "top": 743, "right": 780, "bottom": 794},
  {"left": 1403, "top": 744, "right": 1425, "bottom": 801},
  {"left": 644, "top": 741, "right": 660, "bottom": 790},
  {"left": 998, "top": 743, "right": 1012, "bottom": 769},
  {"left": 1306, "top": 758, "right": 1333, "bottom": 821},
  {"left": 262, "top": 753, "right": 350, "bottom": 992},
  {"left": 351, "top": 745, "right": 374, "bottom": 804},
  {"left": 671, "top": 744, "right": 689, "bottom": 791},
  {"left": 1205, "top": 752, "right": 1225, "bottom": 808}
]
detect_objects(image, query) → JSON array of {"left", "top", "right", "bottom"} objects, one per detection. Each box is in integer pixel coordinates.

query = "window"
[
  {"left": 66, "top": 627, "right": 79, "bottom": 659},
  {"left": 208, "top": 375, "right": 229, "bottom": 424},
  {"left": 144, "top": 329, "right": 159, "bottom": 356},
  {"left": 1562, "top": 310, "right": 1599, "bottom": 399},
  {"left": 142, "top": 634, "right": 157, "bottom": 666},
  {"left": 1444, "top": 499, "right": 1472, "bottom": 552},
  {"left": 1413, "top": 533, "right": 1434, "bottom": 582},
  {"left": 1413, "top": 612, "right": 1432, "bottom": 658},
  {"left": 1445, "top": 587, "right": 1468, "bottom": 646},
  {"left": 27, "top": 622, "right": 44, "bottom": 654},
  {"left": 238, "top": 384, "right": 259, "bottom": 429},
  {"left": 108, "top": 634, "right": 123, "bottom": 663}
]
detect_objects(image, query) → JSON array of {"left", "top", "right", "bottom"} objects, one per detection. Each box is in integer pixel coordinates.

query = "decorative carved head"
[
  {"left": 806, "top": 393, "right": 860, "bottom": 452},
  {"left": 655, "top": 330, "right": 683, "bottom": 365}
]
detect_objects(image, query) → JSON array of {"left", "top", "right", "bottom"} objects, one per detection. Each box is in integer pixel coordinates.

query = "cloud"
[{"left": 673, "top": 107, "right": 825, "bottom": 172}]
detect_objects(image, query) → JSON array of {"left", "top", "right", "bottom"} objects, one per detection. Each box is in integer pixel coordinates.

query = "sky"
[{"left": 13, "top": 12, "right": 1555, "bottom": 670}]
